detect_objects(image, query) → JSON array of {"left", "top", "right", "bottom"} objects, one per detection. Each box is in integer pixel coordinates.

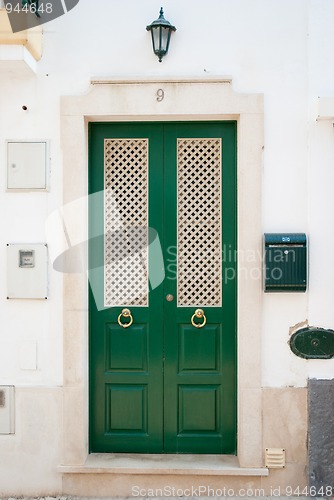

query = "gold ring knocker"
[
  {"left": 118, "top": 308, "right": 133, "bottom": 329},
  {"left": 191, "top": 308, "right": 207, "bottom": 329}
]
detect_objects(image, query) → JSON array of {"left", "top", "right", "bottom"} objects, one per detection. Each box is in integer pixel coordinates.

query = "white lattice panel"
[
  {"left": 177, "top": 138, "right": 222, "bottom": 306},
  {"left": 104, "top": 139, "right": 148, "bottom": 307}
]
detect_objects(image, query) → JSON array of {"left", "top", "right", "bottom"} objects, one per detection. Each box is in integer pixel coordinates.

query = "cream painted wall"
[{"left": 0, "top": 0, "right": 333, "bottom": 394}]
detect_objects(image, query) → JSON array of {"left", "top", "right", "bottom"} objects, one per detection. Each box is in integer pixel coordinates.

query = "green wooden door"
[{"left": 89, "top": 122, "right": 237, "bottom": 454}]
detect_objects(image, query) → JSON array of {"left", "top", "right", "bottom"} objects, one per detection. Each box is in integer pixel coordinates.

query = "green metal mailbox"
[{"left": 264, "top": 233, "right": 307, "bottom": 292}]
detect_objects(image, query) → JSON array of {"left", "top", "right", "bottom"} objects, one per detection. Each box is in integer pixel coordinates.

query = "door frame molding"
[{"left": 60, "top": 78, "right": 263, "bottom": 467}]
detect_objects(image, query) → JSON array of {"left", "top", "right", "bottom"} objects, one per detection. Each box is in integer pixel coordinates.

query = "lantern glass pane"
[
  {"left": 152, "top": 27, "right": 161, "bottom": 52},
  {"left": 161, "top": 27, "right": 169, "bottom": 52}
]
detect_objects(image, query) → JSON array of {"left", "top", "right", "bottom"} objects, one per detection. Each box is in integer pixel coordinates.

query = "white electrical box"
[
  {"left": 7, "top": 243, "right": 48, "bottom": 299},
  {"left": 7, "top": 141, "right": 47, "bottom": 190},
  {"left": 0, "top": 386, "right": 15, "bottom": 434}
]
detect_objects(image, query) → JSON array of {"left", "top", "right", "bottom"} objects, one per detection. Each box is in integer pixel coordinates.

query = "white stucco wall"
[
  {"left": 0, "top": 3, "right": 333, "bottom": 488},
  {"left": 0, "top": 0, "right": 334, "bottom": 494}
]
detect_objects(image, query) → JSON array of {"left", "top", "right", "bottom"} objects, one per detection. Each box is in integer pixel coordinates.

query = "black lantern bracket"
[{"left": 146, "top": 7, "right": 176, "bottom": 62}]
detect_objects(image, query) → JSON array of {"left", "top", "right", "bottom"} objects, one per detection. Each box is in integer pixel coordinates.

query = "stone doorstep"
[{"left": 57, "top": 454, "right": 269, "bottom": 476}]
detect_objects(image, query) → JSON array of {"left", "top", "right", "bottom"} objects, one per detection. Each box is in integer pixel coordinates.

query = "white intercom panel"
[
  {"left": 7, "top": 243, "right": 48, "bottom": 299},
  {"left": 7, "top": 141, "right": 48, "bottom": 190}
]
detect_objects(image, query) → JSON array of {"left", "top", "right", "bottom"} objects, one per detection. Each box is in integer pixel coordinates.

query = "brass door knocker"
[
  {"left": 118, "top": 308, "right": 133, "bottom": 328},
  {"left": 191, "top": 308, "right": 206, "bottom": 329}
]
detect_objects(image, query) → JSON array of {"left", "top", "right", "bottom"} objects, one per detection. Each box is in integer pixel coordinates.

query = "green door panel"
[
  {"left": 162, "top": 123, "right": 237, "bottom": 453},
  {"left": 89, "top": 123, "right": 164, "bottom": 453},
  {"left": 89, "top": 121, "right": 237, "bottom": 454}
]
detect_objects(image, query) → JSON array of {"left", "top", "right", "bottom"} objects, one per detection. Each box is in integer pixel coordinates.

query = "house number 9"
[{"left": 156, "top": 89, "right": 164, "bottom": 102}]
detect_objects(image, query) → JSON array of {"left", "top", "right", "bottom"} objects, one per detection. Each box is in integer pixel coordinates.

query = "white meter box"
[
  {"left": 7, "top": 244, "right": 48, "bottom": 299},
  {"left": 7, "top": 141, "right": 48, "bottom": 190}
]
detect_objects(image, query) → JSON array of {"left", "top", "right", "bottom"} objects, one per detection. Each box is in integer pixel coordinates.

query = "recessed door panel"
[
  {"left": 178, "top": 385, "right": 221, "bottom": 433},
  {"left": 105, "top": 384, "right": 148, "bottom": 433},
  {"left": 178, "top": 324, "right": 221, "bottom": 372},
  {"left": 106, "top": 323, "right": 148, "bottom": 372}
]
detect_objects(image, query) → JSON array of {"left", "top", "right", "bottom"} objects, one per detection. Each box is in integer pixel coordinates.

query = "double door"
[{"left": 89, "top": 122, "right": 237, "bottom": 453}]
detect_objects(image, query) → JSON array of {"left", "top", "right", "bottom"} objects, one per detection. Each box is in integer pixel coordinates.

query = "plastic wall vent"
[{"left": 265, "top": 448, "right": 285, "bottom": 468}]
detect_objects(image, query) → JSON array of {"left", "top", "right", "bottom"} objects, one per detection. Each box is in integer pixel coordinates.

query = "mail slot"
[{"left": 264, "top": 233, "right": 307, "bottom": 292}]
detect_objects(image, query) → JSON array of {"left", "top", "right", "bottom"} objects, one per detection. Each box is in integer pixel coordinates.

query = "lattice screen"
[
  {"left": 177, "top": 138, "right": 222, "bottom": 306},
  {"left": 104, "top": 139, "right": 148, "bottom": 307}
]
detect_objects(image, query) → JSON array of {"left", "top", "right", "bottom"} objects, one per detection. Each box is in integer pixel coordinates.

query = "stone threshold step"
[{"left": 58, "top": 454, "right": 269, "bottom": 476}]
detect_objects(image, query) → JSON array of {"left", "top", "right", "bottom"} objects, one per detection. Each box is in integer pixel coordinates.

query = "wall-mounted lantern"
[{"left": 146, "top": 7, "right": 176, "bottom": 62}]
